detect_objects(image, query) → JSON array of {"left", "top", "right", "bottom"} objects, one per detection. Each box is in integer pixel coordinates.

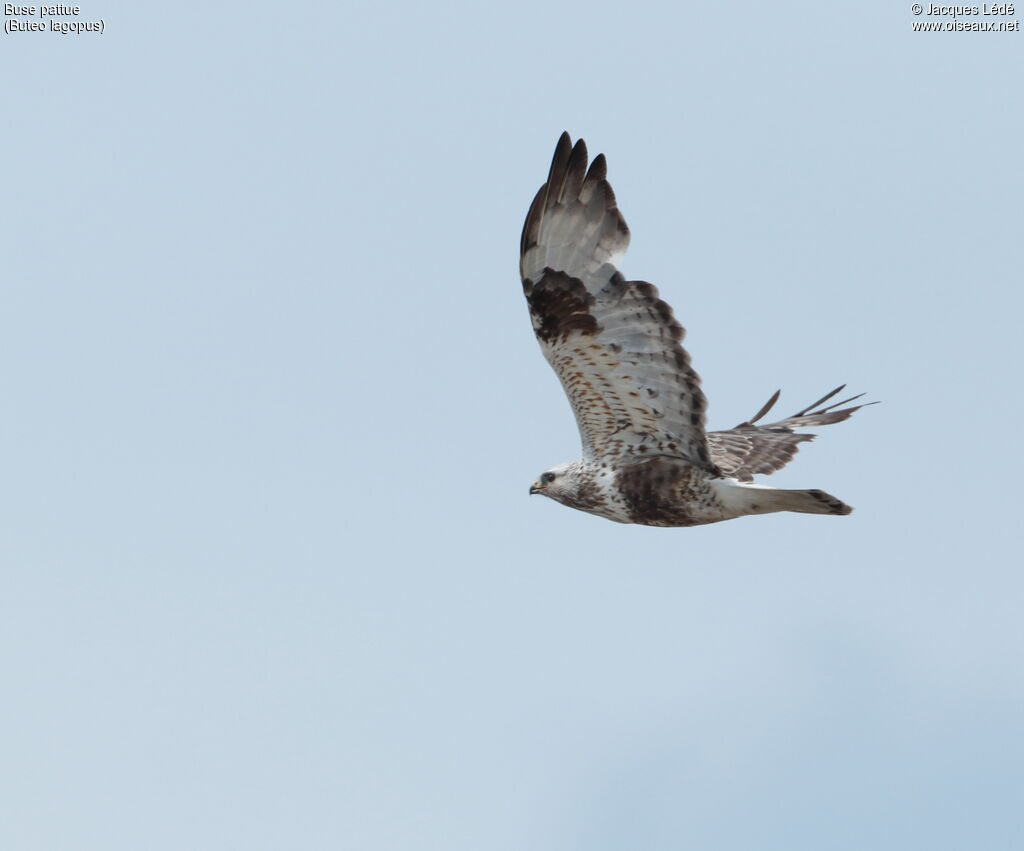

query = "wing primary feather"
[
  {"left": 741, "top": 390, "right": 781, "bottom": 426},
  {"left": 585, "top": 153, "right": 607, "bottom": 184},
  {"left": 793, "top": 384, "right": 846, "bottom": 417},
  {"left": 808, "top": 392, "right": 867, "bottom": 415},
  {"left": 520, "top": 184, "right": 546, "bottom": 258},
  {"left": 559, "top": 139, "right": 588, "bottom": 204},
  {"left": 542, "top": 133, "right": 574, "bottom": 212}
]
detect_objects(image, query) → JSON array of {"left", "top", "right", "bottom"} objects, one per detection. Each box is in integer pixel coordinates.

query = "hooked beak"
[{"left": 529, "top": 482, "right": 543, "bottom": 495}]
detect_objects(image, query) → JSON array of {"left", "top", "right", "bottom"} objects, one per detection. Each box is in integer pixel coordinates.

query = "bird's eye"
[{"left": 541, "top": 472, "right": 556, "bottom": 484}]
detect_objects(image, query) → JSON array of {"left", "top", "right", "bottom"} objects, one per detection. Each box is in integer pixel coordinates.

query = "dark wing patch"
[
  {"left": 525, "top": 270, "right": 599, "bottom": 343},
  {"left": 520, "top": 134, "right": 714, "bottom": 471},
  {"left": 707, "top": 386, "right": 875, "bottom": 481}
]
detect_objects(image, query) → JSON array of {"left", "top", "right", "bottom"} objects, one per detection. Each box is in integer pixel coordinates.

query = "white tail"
[{"left": 711, "top": 479, "right": 853, "bottom": 518}]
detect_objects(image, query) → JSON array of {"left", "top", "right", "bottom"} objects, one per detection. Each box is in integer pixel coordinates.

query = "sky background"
[{"left": 2, "top": 1, "right": 1022, "bottom": 849}]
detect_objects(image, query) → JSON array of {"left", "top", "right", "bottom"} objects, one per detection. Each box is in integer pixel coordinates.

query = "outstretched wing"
[
  {"left": 707, "top": 386, "right": 873, "bottom": 482},
  {"left": 520, "top": 133, "right": 715, "bottom": 471}
]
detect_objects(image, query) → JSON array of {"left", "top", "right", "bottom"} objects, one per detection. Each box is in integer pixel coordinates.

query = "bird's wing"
[
  {"left": 520, "top": 133, "right": 715, "bottom": 471},
  {"left": 707, "top": 386, "right": 874, "bottom": 481}
]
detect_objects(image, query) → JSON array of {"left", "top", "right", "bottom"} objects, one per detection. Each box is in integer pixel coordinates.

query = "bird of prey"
[{"left": 521, "top": 133, "right": 871, "bottom": 526}]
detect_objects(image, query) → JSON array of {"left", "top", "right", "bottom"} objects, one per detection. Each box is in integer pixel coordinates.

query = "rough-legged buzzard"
[{"left": 521, "top": 133, "right": 871, "bottom": 526}]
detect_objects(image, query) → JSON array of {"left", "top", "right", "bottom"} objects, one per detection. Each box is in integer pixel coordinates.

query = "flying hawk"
[{"left": 521, "top": 133, "right": 870, "bottom": 526}]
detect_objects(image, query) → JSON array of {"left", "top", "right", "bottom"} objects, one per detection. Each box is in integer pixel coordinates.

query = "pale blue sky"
[{"left": 2, "top": 1, "right": 1022, "bottom": 849}]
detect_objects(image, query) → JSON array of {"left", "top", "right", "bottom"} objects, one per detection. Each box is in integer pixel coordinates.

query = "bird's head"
[{"left": 529, "top": 461, "right": 584, "bottom": 504}]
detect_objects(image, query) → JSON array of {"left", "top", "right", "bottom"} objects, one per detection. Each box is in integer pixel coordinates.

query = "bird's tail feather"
[{"left": 711, "top": 480, "right": 853, "bottom": 517}]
